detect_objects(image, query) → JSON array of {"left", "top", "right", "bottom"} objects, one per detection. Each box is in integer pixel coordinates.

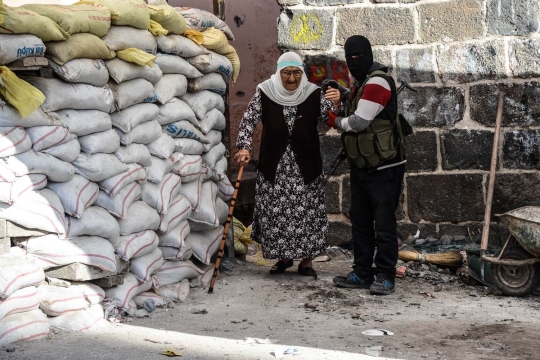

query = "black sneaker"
[
  {"left": 333, "top": 271, "right": 373, "bottom": 289},
  {"left": 369, "top": 277, "right": 395, "bottom": 295}
]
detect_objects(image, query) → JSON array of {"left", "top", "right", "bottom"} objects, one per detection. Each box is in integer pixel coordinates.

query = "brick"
[
  {"left": 470, "top": 82, "right": 540, "bottom": 127},
  {"left": 492, "top": 173, "right": 540, "bottom": 218},
  {"left": 487, "top": 0, "right": 539, "bottom": 36},
  {"left": 320, "top": 134, "right": 349, "bottom": 175},
  {"left": 305, "top": 0, "right": 362, "bottom": 5},
  {"left": 405, "top": 131, "right": 438, "bottom": 172},
  {"left": 441, "top": 130, "right": 493, "bottom": 171},
  {"left": 278, "top": 9, "right": 335, "bottom": 50},
  {"left": 407, "top": 174, "right": 485, "bottom": 223},
  {"left": 325, "top": 177, "right": 341, "bottom": 214},
  {"left": 399, "top": 86, "right": 465, "bottom": 127},
  {"left": 336, "top": 7, "right": 414, "bottom": 46},
  {"left": 437, "top": 40, "right": 506, "bottom": 83},
  {"left": 508, "top": 38, "right": 540, "bottom": 78},
  {"left": 503, "top": 130, "right": 540, "bottom": 170},
  {"left": 396, "top": 47, "right": 436, "bottom": 83},
  {"left": 418, "top": 0, "right": 484, "bottom": 43},
  {"left": 328, "top": 220, "right": 351, "bottom": 247},
  {"left": 397, "top": 222, "right": 438, "bottom": 242}
]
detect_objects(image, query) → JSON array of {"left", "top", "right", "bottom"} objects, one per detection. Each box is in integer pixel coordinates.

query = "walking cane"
[{"left": 208, "top": 165, "right": 245, "bottom": 294}]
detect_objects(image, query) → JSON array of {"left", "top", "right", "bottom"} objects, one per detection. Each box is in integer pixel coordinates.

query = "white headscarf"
[{"left": 257, "top": 52, "right": 319, "bottom": 107}]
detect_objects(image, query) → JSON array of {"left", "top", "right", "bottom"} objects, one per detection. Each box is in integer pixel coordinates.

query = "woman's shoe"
[
  {"left": 298, "top": 265, "right": 317, "bottom": 280},
  {"left": 269, "top": 259, "right": 294, "bottom": 274}
]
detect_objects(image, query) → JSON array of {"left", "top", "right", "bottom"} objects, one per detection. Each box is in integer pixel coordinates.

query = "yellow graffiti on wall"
[{"left": 289, "top": 13, "right": 323, "bottom": 44}]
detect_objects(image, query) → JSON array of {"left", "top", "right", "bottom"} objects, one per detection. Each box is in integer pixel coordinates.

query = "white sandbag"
[
  {"left": 0, "top": 105, "right": 62, "bottom": 128},
  {"left": 47, "top": 175, "right": 99, "bottom": 218},
  {"left": 0, "top": 34, "right": 45, "bottom": 65},
  {"left": 105, "top": 273, "right": 152, "bottom": 309},
  {"left": 188, "top": 73, "right": 226, "bottom": 95},
  {"left": 109, "top": 78, "right": 155, "bottom": 111},
  {"left": 99, "top": 163, "right": 147, "bottom": 197},
  {"left": 146, "top": 156, "right": 174, "bottom": 184},
  {"left": 156, "top": 35, "right": 209, "bottom": 57},
  {"left": 159, "top": 244, "right": 192, "bottom": 261},
  {"left": 176, "top": 7, "right": 235, "bottom": 40},
  {"left": 118, "top": 201, "right": 160, "bottom": 235},
  {"left": 159, "top": 218, "right": 190, "bottom": 246},
  {"left": 201, "top": 163, "right": 219, "bottom": 183},
  {"left": 205, "top": 129, "right": 223, "bottom": 149},
  {"left": 0, "top": 287, "right": 39, "bottom": 321},
  {"left": 217, "top": 175, "right": 234, "bottom": 201},
  {"left": 0, "top": 257, "right": 44, "bottom": 300},
  {"left": 5, "top": 151, "right": 74, "bottom": 183},
  {"left": 114, "top": 144, "right": 152, "bottom": 168},
  {"left": 0, "top": 127, "right": 31, "bottom": 158},
  {"left": 133, "top": 292, "right": 167, "bottom": 308},
  {"left": 188, "top": 226, "right": 224, "bottom": 265},
  {"left": 173, "top": 138, "right": 204, "bottom": 155},
  {"left": 0, "top": 189, "right": 66, "bottom": 235},
  {"left": 26, "top": 78, "right": 115, "bottom": 113},
  {"left": 154, "top": 53, "right": 202, "bottom": 78},
  {"left": 0, "top": 310, "right": 49, "bottom": 347},
  {"left": 202, "top": 142, "right": 226, "bottom": 168},
  {"left": 152, "top": 260, "right": 203, "bottom": 288},
  {"left": 159, "top": 195, "right": 191, "bottom": 233},
  {"left": 38, "top": 282, "right": 104, "bottom": 316},
  {"left": 110, "top": 230, "right": 159, "bottom": 261},
  {"left": 116, "top": 120, "right": 161, "bottom": 146},
  {"left": 156, "top": 278, "right": 189, "bottom": 302},
  {"left": 21, "top": 235, "right": 116, "bottom": 272},
  {"left": 164, "top": 120, "right": 209, "bottom": 144},
  {"left": 0, "top": 174, "right": 47, "bottom": 205},
  {"left": 26, "top": 125, "right": 76, "bottom": 152},
  {"left": 42, "top": 139, "right": 81, "bottom": 163},
  {"left": 190, "top": 263, "right": 214, "bottom": 288},
  {"left": 142, "top": 91, "right": 158, "bottom": 104},
  {"left": 106, "top": 58, "right": 162, "bottom": 84},
  {"left": 156, "top": 98, "right": 197, "bottom": 126},
  {"left": 72, "top": 153, "right": 128, "bottom": 182},
  {"left": 49, "top": 304, "right": 103, "bottom": 332},
  {"left": 78, "top": 129, "right": 120, "bottom": 155},
  {"left": 130, "top": 248, "right": 163, "bottom": 283},
  {"left": 146, "top": 133, "right": 175, "bottom": 159},
  {"left": 154, "top": 74, "right": 188, "bottom": 104},
  {"left": 214, "top": 156, "right": 228, "bottom": 178},
  {"left": 141, "top": 173, "right": 182, "bottom": 214},
  {"left": 187, "top": 51, "right": 232, "bottom": 80},
  {"left": 102, "top": 26, "right": 157, "bottom": 54},
  {"left": 188, "top": 181, "right": 220, "bottom": 230},
  {"left": 64, "top": 206, "right": 120, "bottom": 240},
  {"left": 181, "top": 90, "right": 225, "bottom": 120},
  {"left": 95, "top": 183, "right": 141, "bottom": 219},
  {"left": 110, "top": 103, "right": 160, "bottom": 133},
  {"left": 50, "top": 59, "right": 109, "bottom": 87},
  {"left": 172, "top": 154, "right": 202, "bottom": 183},
  {"left": 178, "top": 174, "right": 203, "bottom": 212},
  {"left": 0, "top": 162, "right": 15, "bottom": 183},
  {"left": 199, "top": 108, "right": 226, "bottom": 134},
  {"left": 56, "top": 110, "right": 111, "bottom": 137}
]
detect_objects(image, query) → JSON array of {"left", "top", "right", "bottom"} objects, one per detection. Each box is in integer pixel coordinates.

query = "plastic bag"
[
  {"left": 148, "top": 19, "right": 168, "bottom": 36},
  {"left": 148, "top": 4, "right": 186, "bottom": 35},
  {"left": 116, "top": 48, "right": 157, "bottom": 67},
  {"left": 0, "top": 66, "right": 44, "bottom": 118}
]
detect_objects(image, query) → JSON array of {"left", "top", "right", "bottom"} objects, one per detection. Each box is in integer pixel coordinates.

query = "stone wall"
[{"left": 276, "top": 0, "right": 540, "bottom": 246}]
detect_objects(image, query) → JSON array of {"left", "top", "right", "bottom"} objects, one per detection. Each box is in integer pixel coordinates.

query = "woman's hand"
[
  {"left": 325, "top": 88, "right": 341, "bottom": 108},
  {"left": 234, "top": 149, "right": 251, "bottom": 166}
]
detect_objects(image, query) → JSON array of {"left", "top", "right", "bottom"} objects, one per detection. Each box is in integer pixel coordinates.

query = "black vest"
[{"left": 258, "top": 89, "right": 323, "bottom": 185}]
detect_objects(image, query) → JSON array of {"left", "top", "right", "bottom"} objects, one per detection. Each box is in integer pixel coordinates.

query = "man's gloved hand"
[
  {"left": 326, "top": 110, "right": 338, "bottom": 129},
  {"left": 322, "top": 79, "right": 350, "bottom": 101}
]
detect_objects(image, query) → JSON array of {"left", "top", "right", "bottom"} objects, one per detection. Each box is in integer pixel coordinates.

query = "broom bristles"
[{"left": 399, "top": 250, "right": 463, "bottom": 267}]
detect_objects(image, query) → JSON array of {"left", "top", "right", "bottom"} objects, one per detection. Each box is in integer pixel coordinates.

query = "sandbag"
[
  {"left": 0, "top": 310, "right": 49, "bottom": 347},
  {"left": 188, "top": 226, "right": 224, "bottom": 264},
  {"left": 109, "top": 78, "right": 155, "bottom": 111},
  {"left": 190, "top": 263, "right": 214, "bottom": 288},
  {"left": 26, "top": 77, "right": 115, "bottom": 113},
  {"left": 148, "top": 4, "right": 185, "bottom": 35},
  {"left": 173, "top": 138, "right": 205, "bottom": 156},
  {"left": 140, "top": 173, "right": 181, "bottom": 214},
  {"left": 201, "top": 163, "right": 219, "bottom": 183},
  {"left": 187, "top": 51, "right": 232, "bottom": 81},
  {"left": 156, "top": 35, "right": 209, "bottom": 58},
  {"left": 201, "top": 27, "right": 240, "bottom": 82},
  {"left": 5, "top": 151, "right": 74, "bottom": 183},
  {"left": 98, "top": 163, "right": 146, "bottom": 197},
  {"left": 0, "top": 162, "right": 15, "bottom": 183},
  {"left": 0, "top": 287, "right": 39, "bottom": 321},
  {"left": 0, "top": 174, "right": 47, "bottom": 205},
  {"left": 0, "top": 104, "right": 62, "bottom": 128},
  {"left": 199, "top": 108, "right": 226, "bottom": 134},
  {"left": 147, "top": 133, "right": 175, "bottom": 159},
  {"left": 159, "top": 195, "right": 191, "bottom": 234},
  {"left": 156, "top": 98, "right": 197, "bottom": 126},
  {"left": 102, "top": 26, "right": 157, "bottom": 54},
  {"left": 172, "top": 154, "right": 202, "bottom": 183},
  {"left": 215, "top": 156, "right": 228, "bottom": 177},
  {"left": 42, "top": 139, "right": 81, "bottom": 163},
  {"left": 146, "top": 156, "right": 173, "bottom": 183},
  {"left": 133, "top": 292, "right": 167, "bottom": 308},
  {"left": 130, "top": 248, "right": 163, "bottom": 283},
  {"left": 159, "top": 243, "right": 192, "bottom": 261},
  {"left": 202, "top": 142, "right": 226, "bottom": 168},
  {"left": 47, "top": 175, "right": 99, "bottom": 218},
  {"left": 49, "top": 59, "right": 109, "bottom": 87},
  {"left": 159, "top": 218, "right": 190, "bottom": 246},
  {"left": 152, "top": 260, "right": 203, "bottom": 288},
  {"left": 110, "top": 229, "right": 158, "bottom": 261},
  {"left": 114, "top": 144, "right": 152, "bottom": 168},
  {"left": 78, "top": 129, "right": 120, "bottom": 155},
  {"left": 188, "top": 181, "right": 220, "bottom": 230},
  {"left": 45, "top": 33, "right": 116, "bottom": 65},
  {"left": 0, "top": 34, "right": 45, "bottom": 66},
  {"left": 110, "top": 104, "right": 159, "bottom": 134},
  {"left": 154, "top": 53, "right": 202, "bottom": 78},
  {"left": 116, "top": 120, "right": 161, "bottom": 146},
  {"left": 154, "top": 74, "right": 187, "bottom": 104},
  {"left": 0, "top": 5, "right": 68, "bottom": 42},
  {"left": 0, "top": 256, "right": 44, "bottom": 300},
  {"left": 26, "top": 125, "right": 76, "bottom": 152},
  {"left": 156, "top": 278, "right": 189, "bottom": 302},
  {"left": 56, "top": 109, "right": 111, "bottom": 137},
  {"left": 118, "top": 201, "right": 160, "bottom": 235},
  {"left": 105, "top": 273, "right": 152, "bottom": 309},
  {"left": 217, "top": 175, "right": 234, "bottom": 201},
  {"left": 49, "top": 304, "right": 103, "bottom": 332},
  {"left": 106, "top": 58, "right": 162, "bottom": 85},
  {"left": 188, "top": 73, "right": 226, "bottom": 95},
  {"left": 72, "top": 153, "right": 128, "bottom": 182},
  {"left": 82, "top": 0, "right": 150, "bottom": 30},
  {"left": 95, "top": 183, "right": 141, "bottom": 219},
  {"left": 38, "top": 282, "right": 104, "bottom": 316},
  {"left": 164, "top": 120, "right": 209, "bottom": 143},
  {"left": 0, "top": 127, "right": 31, "bottom": 157},
  {"left": 181, "top": 90, "right": 224, "bottom": 120},
  {"left": 178, "top": 174, "right": 203, "bottom": 213},
  {"left": 64, "top": 206, "right": 120, "bottom": 240},
  {"left": 205, "top": 130, "right": 223, "bottom": 149},
  {"left": 176, "top": 7, "right": 235, "bottom": 40}
]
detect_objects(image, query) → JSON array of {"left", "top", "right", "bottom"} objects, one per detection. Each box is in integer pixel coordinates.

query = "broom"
[{"left": 398, "top": 250, "right": 463, "bottom": 267}]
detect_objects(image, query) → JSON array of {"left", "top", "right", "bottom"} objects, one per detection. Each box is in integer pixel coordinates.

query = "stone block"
[
  {"left": 278, "top": 9, "right": 335, "bottom": 50},
  {"left": 399, "top": 86, "right": 465, "bottom": 127},
  {"left": 305, "top": 0, "right": 362, "bottom": 5},
  {"left": 341, "top": 174, "right": 350, "bottom": 218},
  {"left": 373, "top": 48, "right": 394, "bottom": 77},
  {"left": 277, "top": 0, "right": 303, "bottom": 5},
  {"left": 45, "top": 263, "right": 115, "bottom": 281},
  {"left": 0, "top": 220, "right": 5, "bottom": 238},
  {"left": 397, "top": 222, "right": 437, "bottom": 242},
  {"left": 328, "top": 220, "right": 351, "bottom": 247},
  {"left": 336, "top": 7, "right": 414, "bottom": 46},
  {"left": 492, "top": 173, "right": 540, "bottom": 218},
  {"left": 487, "top": 0, "right": 539, "bottom": 36},
  {"left": 325, "top": 178, "right": 341, "bottom": 214},
  {"left": 405, "top": 131, "right": 438, "bottom": 172},
  {"left": 407, "top": 174, "right": 485, "bottom": 223},
  {"left": 0, "top": 237, "right": 9, "bottom": 255},
  {"left": 437, "top": 40, "right": 506, "bottom": 83},
  {"left": 508, "top": 38, "right": 540, "bottom": 78},
  {"left": 396, "top": 47, "right": 436, "bottom": 83},
  {"left": 503, "top": 130, "right": 540, "bottom": 170},
  {"left": 418, "top": 0, "right": 484, "bottom": 43},
  {"left": 470, "top": 82, "right": 540, "bottom": 127},
  {"left": 320, "top": 134, "right": 349, "bottom": 175},
  {"left": 438, "top": 223, "right": 509, "bottom": 247},
  {"left": 441, "top": 130, "right": 493, "bottom": 171}
]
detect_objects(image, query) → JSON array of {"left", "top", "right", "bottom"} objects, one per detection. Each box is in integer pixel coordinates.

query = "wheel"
[{"left": 492, "top": 247, "right": 540, "bottom": 297}]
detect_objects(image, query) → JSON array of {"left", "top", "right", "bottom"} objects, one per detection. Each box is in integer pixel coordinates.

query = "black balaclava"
[{"left": 344, "top": 36, "right": 374, "bottom": 83}]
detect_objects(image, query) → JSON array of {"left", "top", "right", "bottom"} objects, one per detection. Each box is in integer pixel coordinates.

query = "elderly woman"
[{"left": 234, "top": 52, "right": 342, "bottom": 280}]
